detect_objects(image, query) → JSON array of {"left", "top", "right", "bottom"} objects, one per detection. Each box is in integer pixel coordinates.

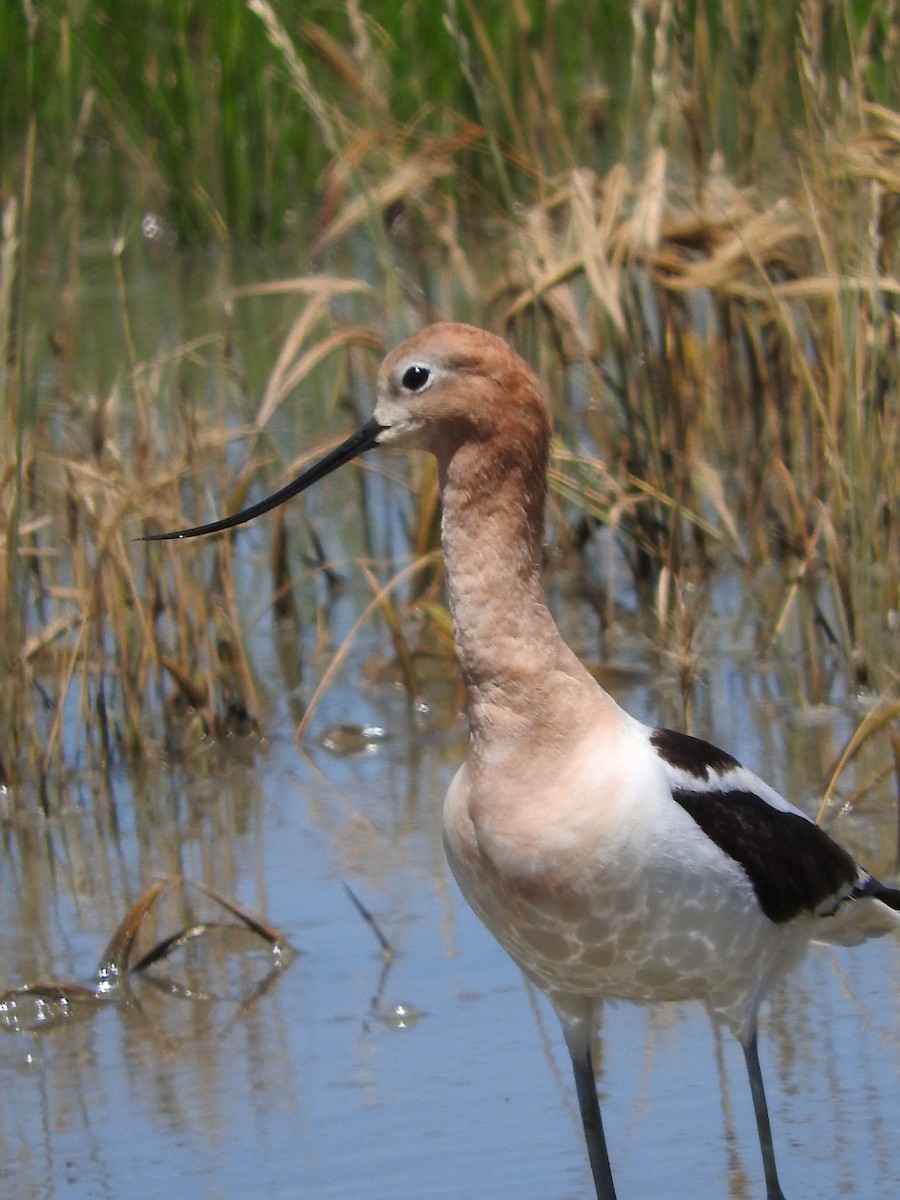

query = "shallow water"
[
  {"left": 1, "top": 579, "right": 897, "bottom": 1199},
  {"left": 5, "top": 247, "right": 898, "bottom": 1198}
]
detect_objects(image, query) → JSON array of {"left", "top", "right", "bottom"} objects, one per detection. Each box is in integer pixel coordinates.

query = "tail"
[
  {"left": 814, "top": 873, "right": 900, "bottom": 947},
  {"left": 850, "top": 875, "right": 900, "bottom": 910}
]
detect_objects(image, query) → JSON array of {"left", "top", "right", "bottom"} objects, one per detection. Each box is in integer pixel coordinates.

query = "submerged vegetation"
[{"left": 0, "top": 1, "right": 898, "bottom": 815}]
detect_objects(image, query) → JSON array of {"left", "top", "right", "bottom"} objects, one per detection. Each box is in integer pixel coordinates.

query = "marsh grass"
[
  {"left": 7, "top": 2, "right": 896, "bottom": 246},
  {"left": 0, "top": 1, "right": 897, "bottom": 809}
]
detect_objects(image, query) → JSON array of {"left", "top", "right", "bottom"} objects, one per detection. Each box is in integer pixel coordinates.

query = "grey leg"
[
  {"left": 561, "top": 1012, "right": 618, "bottom": 1200},
  {"left": 741, "top": 1030, "right": 787, "bottom": 1200}
]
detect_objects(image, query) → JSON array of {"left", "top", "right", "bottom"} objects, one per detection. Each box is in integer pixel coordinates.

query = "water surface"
[
  {"left": 4, "top": 247, "right": 897, "bottom": 1199},
  {"left": 2, "top": 587, "right": 897, "bottom": 1199}
]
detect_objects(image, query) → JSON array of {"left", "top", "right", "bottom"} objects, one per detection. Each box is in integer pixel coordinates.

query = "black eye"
[{"left": 402, "top": 364, "right": 431, "bottom": 392}]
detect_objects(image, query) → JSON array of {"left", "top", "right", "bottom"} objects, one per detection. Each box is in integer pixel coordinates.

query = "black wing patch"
[
  {"left": 650, "top": 727, "right": 739, "bottom": 779},
  {"left": 671, "top": 787, "right": 858, "bottom": 923}
]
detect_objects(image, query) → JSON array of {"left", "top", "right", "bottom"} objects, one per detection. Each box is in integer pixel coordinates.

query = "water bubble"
[
  {"left": 320, "top": 723, "right": 389, "bottom": 755},
  {"left": 141, "top": 212, "right": 167, "bottom": 242},
  {"left": 378, "top": 1002, "right": 421, "bottom": 1031}
]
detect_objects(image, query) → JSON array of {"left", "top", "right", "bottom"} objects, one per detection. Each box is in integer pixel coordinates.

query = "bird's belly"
[{"left": 444, "top": 794, "right": 803, "bottom": 1030}]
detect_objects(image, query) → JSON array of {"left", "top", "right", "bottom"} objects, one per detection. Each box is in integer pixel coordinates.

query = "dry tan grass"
[{"left": 2, "top": 18, "right": 897, "bottom": 798}]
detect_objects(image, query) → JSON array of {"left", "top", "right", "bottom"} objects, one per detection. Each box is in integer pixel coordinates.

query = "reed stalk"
[{"left": 0, "top": 0, "right": 896, "bottom": 797}]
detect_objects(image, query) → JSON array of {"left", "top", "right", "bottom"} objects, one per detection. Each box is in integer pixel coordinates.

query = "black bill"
[{"left": 140, "top": 416, "right": 385, "bottom": 542}]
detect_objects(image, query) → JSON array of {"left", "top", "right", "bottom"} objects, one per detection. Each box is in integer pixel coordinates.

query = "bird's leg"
[
  {"left": 741, "top": 1029, "right": 787, "bottom": 1200},
  {"left": 571, "top": 1043, "right": 618, "bottom": 1200},
  {"left": 561, "top": 1013, "right": 618, "bottom": 1200}
]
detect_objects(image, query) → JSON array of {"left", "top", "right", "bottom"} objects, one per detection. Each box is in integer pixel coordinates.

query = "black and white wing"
[{"left": 650, "top": 727, "right": 900, "bottom": 934}]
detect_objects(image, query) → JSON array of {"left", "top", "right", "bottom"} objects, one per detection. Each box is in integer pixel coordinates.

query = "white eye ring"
[{"left": 401, "top": 364, "right": 432, "bottom": 393}]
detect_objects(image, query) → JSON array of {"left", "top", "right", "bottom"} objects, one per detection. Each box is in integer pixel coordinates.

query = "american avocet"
[{"left": 145, "top": 322, "right": 900, "bottom": 1199}]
